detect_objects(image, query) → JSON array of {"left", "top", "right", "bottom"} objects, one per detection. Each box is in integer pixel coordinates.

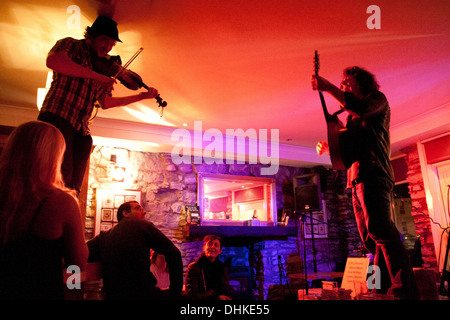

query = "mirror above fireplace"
[{"left": 197, "top": 173, "right": 277, "bottom": 227}]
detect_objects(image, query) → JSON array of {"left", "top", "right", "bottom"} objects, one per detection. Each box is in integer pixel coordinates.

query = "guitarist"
[{"left": 312, "top": 67, "right": 419, "bottom": 300}]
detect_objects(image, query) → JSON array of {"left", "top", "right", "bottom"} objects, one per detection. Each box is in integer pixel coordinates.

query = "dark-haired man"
[
  {"left": 185, "top": 235, "right": 232, "bottom": 300},
  {"left": 87, "top": 201, "right": 183, "bottom": 300},
  {"left": 38, "top": 16, "right": 159, "bottom": 194},
  {"left": 312, "top": 67, "right": 419, "bottom": 299}
]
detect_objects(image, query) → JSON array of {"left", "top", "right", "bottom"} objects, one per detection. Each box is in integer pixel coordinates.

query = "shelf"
[{"left": 185, "top": 225, "right": 298, "bottom": 245}]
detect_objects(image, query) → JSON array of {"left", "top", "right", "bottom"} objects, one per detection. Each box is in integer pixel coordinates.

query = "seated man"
[
  {"left": 185, "top": 235, "right": 232, "bottom": 300},
  {"left": 87, "top": 201, "right": 183, "bottom": 300}
]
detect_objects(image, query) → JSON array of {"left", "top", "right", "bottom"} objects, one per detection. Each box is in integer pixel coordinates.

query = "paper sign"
[{"left": 341, "top": 257, "right": 370, "bottom": 298}]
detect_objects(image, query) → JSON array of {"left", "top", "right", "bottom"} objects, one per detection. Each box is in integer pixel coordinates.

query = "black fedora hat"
[{"left": 90, "top": 16, "right": 122, "bottom": 42}]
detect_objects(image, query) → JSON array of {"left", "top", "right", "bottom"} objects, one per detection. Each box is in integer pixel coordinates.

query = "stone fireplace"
[{"left": 84, "top": 143, "right": 436, "bottom": 298}]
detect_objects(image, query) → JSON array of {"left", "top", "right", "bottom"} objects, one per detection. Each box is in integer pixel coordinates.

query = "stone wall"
[
  {"left": 85, "top": 145, "right": 358, "bottom": 299},
  {"left": 401, "top": 145, "right": 438, "bottom": 269}
]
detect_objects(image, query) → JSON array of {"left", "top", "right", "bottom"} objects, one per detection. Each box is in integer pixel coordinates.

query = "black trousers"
[
  {"left": 38, "top": 112, "right": 92, "bottom": 194},
  {"left": 352, "top": 176, "right": 419, "bottom": 299}
]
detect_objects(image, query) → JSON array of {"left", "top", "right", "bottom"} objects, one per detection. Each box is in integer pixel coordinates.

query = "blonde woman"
[{"left": 0, "top": 121, "right": 88, "bottom": 299}]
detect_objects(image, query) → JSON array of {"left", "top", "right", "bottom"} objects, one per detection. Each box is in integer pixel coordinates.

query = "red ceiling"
[{"left": 1, "top": 0, "right": 449, "bottom": 165}]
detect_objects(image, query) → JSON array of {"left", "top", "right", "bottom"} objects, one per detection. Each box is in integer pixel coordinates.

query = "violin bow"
[{"left": 113, "top": 47, "right": 144, "bottom": 80}]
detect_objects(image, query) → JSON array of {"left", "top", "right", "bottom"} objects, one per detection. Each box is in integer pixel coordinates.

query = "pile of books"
[
  {"left": 357, "top": 293, "right": 398, "bottom": 300},
  {"left": 321, "top": 288, "right": 353, "bottom": 300}
]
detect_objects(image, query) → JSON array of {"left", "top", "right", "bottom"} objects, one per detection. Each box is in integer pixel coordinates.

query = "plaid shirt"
[{"left": 40, "top": 37, "right": 107, "bottom": 135}]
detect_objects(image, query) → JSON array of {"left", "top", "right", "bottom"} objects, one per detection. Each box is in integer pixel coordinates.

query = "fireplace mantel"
[{"left": 185, "top": 225, "right": 298, "bottom": 245}]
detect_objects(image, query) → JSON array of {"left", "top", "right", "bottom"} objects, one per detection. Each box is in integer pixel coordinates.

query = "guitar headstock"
[{"left": 314, "top": 50, "right": 320, "bottom": 76}]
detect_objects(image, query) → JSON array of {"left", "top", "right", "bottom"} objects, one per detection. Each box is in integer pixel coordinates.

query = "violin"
[{"left": 93, "top": 51, "right": 167, "bottom": 108}]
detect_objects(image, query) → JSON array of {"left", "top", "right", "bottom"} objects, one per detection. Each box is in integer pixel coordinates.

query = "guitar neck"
[
  {"left": 314, "top": 50, "right": 332, "bottom": 119},
  {"left": 318, "top": 91, "right": 332, "bottom": 119}
]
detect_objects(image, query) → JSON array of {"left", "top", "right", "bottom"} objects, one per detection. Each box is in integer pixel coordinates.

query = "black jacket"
[
  {"left": 185, "top": 253, "right": 232, "bottom": 300},
  {"left": 87, "top": 217, "right": 183, "bottom": 299}
]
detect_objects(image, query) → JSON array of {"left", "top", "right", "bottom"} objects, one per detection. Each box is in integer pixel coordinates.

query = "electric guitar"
[{"left": 314, "top": 50, "right": 351, "bottom": 170}]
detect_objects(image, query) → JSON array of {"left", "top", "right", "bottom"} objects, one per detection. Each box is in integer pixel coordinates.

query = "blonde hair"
[{"left": 0, "top": 121, "right": 74, "bottom": 243}]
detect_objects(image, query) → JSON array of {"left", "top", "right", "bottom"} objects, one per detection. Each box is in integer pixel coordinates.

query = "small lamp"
[{"left": 112, "top": 165, "right": 126, "bottom": 182}]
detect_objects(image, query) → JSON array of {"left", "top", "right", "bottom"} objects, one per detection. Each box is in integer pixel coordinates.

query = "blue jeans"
[{"left": 352, "top": 177, "right": 419, "bottom": 299}]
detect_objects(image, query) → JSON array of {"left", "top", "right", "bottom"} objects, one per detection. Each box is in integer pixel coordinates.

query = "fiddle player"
[
  {"left": 38, "top": 16, "right": 159, "bottom": 194},
  {"left": 312, "top": 67, "right": 419, "bottom": 299}
]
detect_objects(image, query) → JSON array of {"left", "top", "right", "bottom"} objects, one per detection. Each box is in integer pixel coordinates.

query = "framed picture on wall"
[
  {"left": 95, "top": 188, "right": 141, "bottom": 236},
  {"left": 114, "top": 195, "right": 125, "bottom": 208},
  {"left": 100, "top": 222, "right": 113, "bottom": 232},
  {"left": 101, "top": 208, "right": 113, "bottom": 221},
  {"left": 101, "top": 193, "right": 114, "bottom": 208},
  {"left": 304, "top": 200, "right": 328, "bottom": 239}
]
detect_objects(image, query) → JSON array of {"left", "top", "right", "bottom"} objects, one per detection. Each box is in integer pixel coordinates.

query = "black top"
[
  {"left": 185, "top": 253, "right": 232, "bottom": 300},
  {"left": 87, "top": 217, "right": 183, "bottom": 299},
  {"left": 0, "top": 234, "right": 64, "bottom": 299},
  {"left": 0, "top": 193, "right": 66, "bottom": 300},
  {"left": 343, "top": 91, "right": 394, "bottom": 187}
]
